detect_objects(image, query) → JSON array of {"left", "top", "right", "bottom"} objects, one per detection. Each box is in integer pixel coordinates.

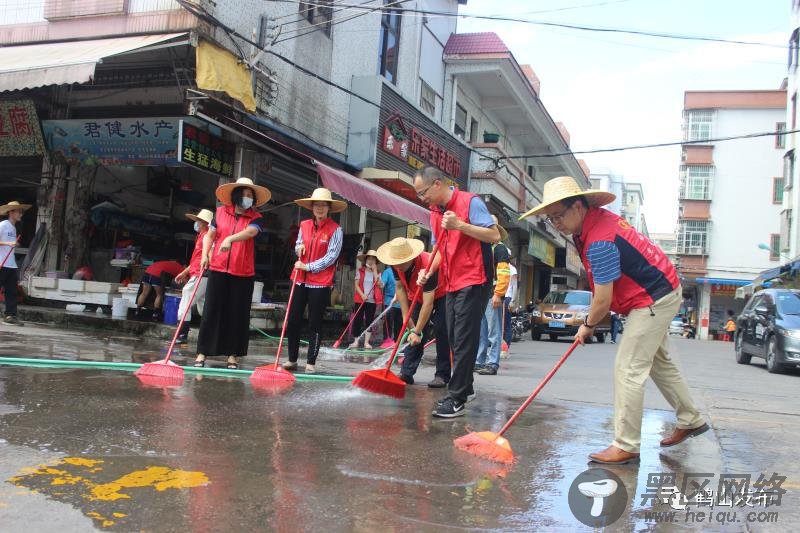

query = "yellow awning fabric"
[{"left": 196, "top": 39, "right": 256, "bottom": 112}]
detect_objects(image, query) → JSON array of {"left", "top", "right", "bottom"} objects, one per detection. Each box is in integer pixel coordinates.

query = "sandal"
[
  {"left": 226, "top": 363, "right": 239, "bottom": 370},
  {"left": 193, "top": 359, "right": 205, "bottom": 367}
]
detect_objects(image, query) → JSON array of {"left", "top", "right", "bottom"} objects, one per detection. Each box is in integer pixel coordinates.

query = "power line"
[
  {"left": 272, "top": 0, "right": 787, "bottom": 49},
  {"left": 275, "top": 0, "right": 409, "bottom": 44},
  {"left": 499, "top": 129, "right": 800, "bottom": 160}
]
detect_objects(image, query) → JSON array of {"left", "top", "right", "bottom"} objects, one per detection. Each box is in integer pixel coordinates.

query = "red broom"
[
  {"left": 250, "top": 269, "right": 299, "bottom": 387},
  {"left": 0, "top": 236, "right": 19, "bottom": 269},
  {"left": 352, "top": 244, "right": 439, "bottom": 399},
  {"left": 135, "top": 268, "right": 207, "bottom": 385},
  {"left": 501, "top": 305, "right": 509, "bottom": 353},
  {"left": 332, "top": 282, "right": 377, "bottom": 349},
  {"left": 454, "top": 339, "right": 580, "bottom": 464}
]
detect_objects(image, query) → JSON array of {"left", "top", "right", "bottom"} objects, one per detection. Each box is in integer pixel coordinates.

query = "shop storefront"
[{"left": 695, "top": 277, "right": 752, "bottom": 340}]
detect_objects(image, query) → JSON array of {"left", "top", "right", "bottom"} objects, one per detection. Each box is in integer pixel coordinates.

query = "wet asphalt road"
[{"left": 0, "top": 322, "right": 797, "bottom": 531}]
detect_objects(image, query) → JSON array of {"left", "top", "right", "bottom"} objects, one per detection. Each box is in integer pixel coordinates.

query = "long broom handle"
[
  {"left": 164, "top": 268, "right": 206, "bottom": 362},
  {"left": 333, "top": 276, "right": 378, "bottom": 345},
  {"left": 382, "top": 243, "right": 440, "bottom": 377},
  {"left": 0, "top": 236, "right": 20, "bottom": 269},
  {"left": 272, "top": 268, "right": 300, "bottom": 370},
  {"left": 495, "top": 339, "right": 580, "bottom": 437}
]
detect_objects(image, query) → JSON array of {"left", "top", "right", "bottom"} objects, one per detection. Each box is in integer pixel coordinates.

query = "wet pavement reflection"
[{"left": 0, "top": 363, "right": 728, "bottom": 531}]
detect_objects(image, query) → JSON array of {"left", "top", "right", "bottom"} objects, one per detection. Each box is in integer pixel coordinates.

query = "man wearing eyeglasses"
[
  {"left": 413, "top": 166, "right": 500, "bottom": 418},
  {"left": 520, "top": 176, "right": 707, "bottom": 465}
]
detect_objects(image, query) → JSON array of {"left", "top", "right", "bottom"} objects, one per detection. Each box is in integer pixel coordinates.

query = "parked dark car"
[{"left": 735, "top": 288, "right": 800, "bottom": 374}]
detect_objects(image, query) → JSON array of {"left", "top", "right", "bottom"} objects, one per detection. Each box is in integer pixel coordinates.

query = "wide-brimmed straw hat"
[
  {"left": 519, "top": 176, "right": 615, "bottom": 220},
  {"left": 186, "top": 208, "right": 214, "bottom": 225},
  {"left": 491, "top": 215, "right": 508, "bottom": 242},
  {"left": 357, "top": 249, "right": 380, "bottom": 263},
  {"left": 215, "top": 177, "right": 271, "bottom": 207},
  {"left": 0, "top": 200, "right": 32, "bottom": 216},
  {"left": 375, "top": 238, "right": 425, "bottom": 266},
  {"left": 295, "top": 188, "right": 347, "bottom": 214}
]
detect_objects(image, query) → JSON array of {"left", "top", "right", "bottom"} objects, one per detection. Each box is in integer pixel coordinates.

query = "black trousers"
[
  {"left": 387, "top": 306, "right": 403, "bottom": 340},
  {"left": 0, "top": 267, "right": 18, "bottom": 317},
  {"left": 446, "top": 283, "right": 491, "bottom": 403},
  {"left": 286, "top": 284, "right": 330, "bottom": 365},
  {"left": 351, "top": 301, "right": 376, "bottom": 341},
  {"left": 197, "top": 271, "right": 254, "bottom": 357},
  {"left": 401, "top": 296, "right": 450, "bottom": 381}
]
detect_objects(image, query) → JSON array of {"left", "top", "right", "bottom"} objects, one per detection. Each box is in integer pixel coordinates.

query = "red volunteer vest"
[
  {"left": 430, "top": 189, "right": 487, "bottom": 293},
  {"left": 393, "top": 251, "right": 447, "bottom": 301},
  {"left": 354, "top": 266, "right": 383, "bottom": 304},
  {"left": 210, "top": 205, "right": 262, "bottom": 277},
  {"left": 189, "top": 229, "right": 208, "bottom": 277},
  {"left": 575, "top": 207, "right": 680, "bottom": 315},
  {"left": 298, "top": 217, "right": 339, "bottom": 287}
]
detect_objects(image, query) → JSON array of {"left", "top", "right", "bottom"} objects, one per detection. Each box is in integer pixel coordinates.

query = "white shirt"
[
  {"left": 355, "top": 267, "right": 377, "bottom": 303},
  {"left": 0, "top": 219, "right": 17, "bottom": 269},
  {"left": 505, "top": 264, "right": 518, "bottom": 301}
]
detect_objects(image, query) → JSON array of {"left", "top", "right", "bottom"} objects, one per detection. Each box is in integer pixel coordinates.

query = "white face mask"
[
  {"left": 193, "top": 221, "right": 201, "bottom": 233},
  {"left": 238, "top": 197, "right": 254, "bottom": 209}
]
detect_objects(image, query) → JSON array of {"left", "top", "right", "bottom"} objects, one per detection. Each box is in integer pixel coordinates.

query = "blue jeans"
[
  {"left": 611, "top": 314, "right": 620, "bottom": 342},
  {"left": 476, "top": 298, "right": 503, "bottom": 369}
]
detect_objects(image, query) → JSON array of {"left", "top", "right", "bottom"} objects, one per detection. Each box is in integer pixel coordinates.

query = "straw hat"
[
  {"left": 186, "top": 208, "right": 214, "bottom": 225},
  {"left": 491, "top": 215, "right": 508, "bottom": 242},
  {"left": 375, "top": 238, "right": 425, "bottom": 266},
  {"left": 519, "top": 176, "right": 616, "bottom": 220},
  {"left": 295, "top": 187, "right": 347, "bottom": 214},
  {"left": 357, "top": 249, "right": 380, "bottom": 263},
  {"left": 215, "top": 177, "right": 271, "bottom": 207},
  {"left": 0, "top": 201, "right": 32, "bottom": 216}
]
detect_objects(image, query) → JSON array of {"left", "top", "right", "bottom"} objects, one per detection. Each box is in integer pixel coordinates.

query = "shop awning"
[
  {"left": 360, "top": 167, "right": 420, "bottom": 205},
  {"left": 695, "top": 278, "right": 752, "bottom": 286},
  {"left": 0, "top": 33, "right": 187, "bottom": 92},
  {"left": 316, "top": 163, "right": 431, "bottom": 229}
]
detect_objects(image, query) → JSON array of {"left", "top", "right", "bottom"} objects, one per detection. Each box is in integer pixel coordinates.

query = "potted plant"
[{"left": 483, "top": 132, "right": 500, "bottom": 143}]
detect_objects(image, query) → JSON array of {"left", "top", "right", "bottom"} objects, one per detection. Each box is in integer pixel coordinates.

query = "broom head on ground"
[
  {"left": 135, "top": 359, "right": 184, "bottom": 388},
  {"left": 251, "top": 365, "right": 297, "bottom": 388},
  {"left": 453, "top": 431, "right": 514, "bottom": 464},
  {"left": 351, "top": 368, "right": 407, "bottom": 399}
]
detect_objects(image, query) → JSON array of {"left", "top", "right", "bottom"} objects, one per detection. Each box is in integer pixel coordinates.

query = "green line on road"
[{"left": 0, "top": 356, "right": 354, "bottom": 382}]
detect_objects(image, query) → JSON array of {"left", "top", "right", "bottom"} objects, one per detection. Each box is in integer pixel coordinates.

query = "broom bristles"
[
  {"left": 250, "top": 366, "right": 297, "bottom": 385},
  {"left": 352, "top": 369, "right": 406, "bottom": 399},
  {"left": 453, "top": 431, "right": 515, "bottom": 464},
  {"left": 135, "top": 360, "right": 184, "bottom": 379}
]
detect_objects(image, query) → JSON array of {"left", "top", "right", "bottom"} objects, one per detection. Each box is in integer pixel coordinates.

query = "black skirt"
[{"left": 197, "top": 270, "right": 254, "bottom": 357}]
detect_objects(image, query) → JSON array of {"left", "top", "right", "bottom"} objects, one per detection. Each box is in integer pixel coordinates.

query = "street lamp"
[{"left": 758, "top": 243, "right": 791, "bottom": 261}]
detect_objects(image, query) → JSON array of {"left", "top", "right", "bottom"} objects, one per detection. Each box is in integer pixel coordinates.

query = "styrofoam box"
[
  {"left": 31, "top": 276, "right": 57, "bottom": 289},
  {"left": 58, "top": 279, "right": 85, "bottom": 292},
  {"left": 44, "top": 290, "right": 114, "bottom": 305},
  {"left": 85, "top": 281, "right": 120, "bottom": 293}
]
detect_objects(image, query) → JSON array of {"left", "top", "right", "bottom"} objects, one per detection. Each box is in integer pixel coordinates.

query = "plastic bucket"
[
  {"left": 252, "top": 281, "right": 264, "bottom": 303},
  {"left": 111, "top": 298, "right": 128, "bottom": 319},
  {"left": 163, "top": 294, "right": 180, "bottom": 325}
]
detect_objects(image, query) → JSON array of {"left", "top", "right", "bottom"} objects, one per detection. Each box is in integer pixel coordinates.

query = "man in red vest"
[
  {"left": 521, "top": 176, "right": 707, "bottom": 465},
  {"left": 414, "top": 166, "right": 500, "bottom": 418}
]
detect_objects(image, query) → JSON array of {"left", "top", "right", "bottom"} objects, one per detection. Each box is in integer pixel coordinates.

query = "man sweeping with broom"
[
  {"left": 413, "top": 167, "right": 500, "bottom": 418},
  {"left": 521, "top": 176, "right": 708, "bottom": 465}
]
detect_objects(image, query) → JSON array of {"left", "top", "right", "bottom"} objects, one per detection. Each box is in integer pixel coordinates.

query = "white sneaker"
[
  {"left": 500, "top": 350, "right": 509, "bottom": 359},
  {"left": 282, "top": 361, "right": 298, "bottom": 370},
  {"left": 305, "top": 364, "right": 316, "bottom": 374}
]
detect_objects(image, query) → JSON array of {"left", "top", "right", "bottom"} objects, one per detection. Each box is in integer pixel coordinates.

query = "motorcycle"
[
  {"left": 682, "top": 323, "right": 696, "bottom": 339},
  {"left": 511, "top": 311, "right": 531, "bottom": 342}
]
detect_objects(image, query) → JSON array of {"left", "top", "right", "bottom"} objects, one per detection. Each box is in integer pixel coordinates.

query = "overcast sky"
[{"left": 457, "top": 0, "right": 789, "bottom": 233}]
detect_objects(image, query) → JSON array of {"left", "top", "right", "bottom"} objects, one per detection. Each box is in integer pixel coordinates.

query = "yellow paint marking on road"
[
  {"left": 89, "top": 466, "right": 209, "bottom": 501},
  {"left": 62, "top": 458, "right": 104, "bottom": 468},
  {"left": 86, "top": 511, "right": 115, "bottom": 528},
  {"left": 112, "top": 512, "right": 127, "bottom": 518}
]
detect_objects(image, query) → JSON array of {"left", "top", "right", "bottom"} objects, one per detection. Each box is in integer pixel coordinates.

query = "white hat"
[
  {"left": 215, "top": 177, "right": 271, "bottom": 208},
  {"left": 186, "top": 208, "right": 214, "bottom": 224},
  {"left": 295, "top": 187, "right": 347, "bottom": 214},
  {"left": 519, "top": 176, "right": 615, "bottom": 220}
]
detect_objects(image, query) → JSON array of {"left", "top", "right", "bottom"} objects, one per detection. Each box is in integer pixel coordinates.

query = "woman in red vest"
[
  {"left": 283, "top": 188, "right": 346, "bottom": 374},
  {"left": 349, "top": 249, "right": 383, "bottom": 350},
  {"left": 192, "top": 177, "right": 271, "bottom": 369}
]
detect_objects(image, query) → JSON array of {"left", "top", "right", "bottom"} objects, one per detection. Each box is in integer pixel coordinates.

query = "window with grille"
[
  {"left": 770, "top": 234, "right": 781, "bottom": 260},
  {"left": 679, "top": 165, "right": 713, "bottom": 200},
  {"left": 785, "top": 150, "right": 795, "bottom": 191},
  {"left": 297, "top": 0, "right": 332, "bottom": 36},
  {"left": 774, "top": 177, "right": 785, "bottom": 204},
  {"left": 776, "top": 122, "right": 787, "bottom": 149},
  {"left": 378, "top": 2, "right": 402, "bottom": 84},
  {"left": 684, "top": 110, "right": 713, "bottom": 142},
  {"left": 454, "top": 104, "right": 467, "bottom": 139},
  {"left": 677, "top": 220, "right": 710, "bottom": 255},
  {"left": 789, "top": 28, "right": 800, "bottom": 72},
  {"left": 419, "top": 79, "right": 436, "bottom": 116}
]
